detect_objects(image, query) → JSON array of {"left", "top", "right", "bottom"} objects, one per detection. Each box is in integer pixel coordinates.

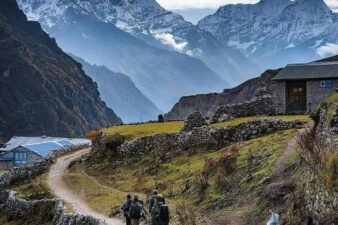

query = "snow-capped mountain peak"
[{"left": 198, "top": 0, "right": 338, "bottom": 69}]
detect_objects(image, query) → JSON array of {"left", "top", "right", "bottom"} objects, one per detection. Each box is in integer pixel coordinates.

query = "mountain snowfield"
[
  {"left": 18, "top": 0, "right": 243, "bottom": 113},
  {"left": 17, "top": 0, "right": 259, "bottom": 82},
  {"left": 198, "top": 0, "right": 338, "bottom": 69}
]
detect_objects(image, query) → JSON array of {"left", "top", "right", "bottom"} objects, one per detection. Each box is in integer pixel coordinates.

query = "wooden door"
[{"left": 286, "top": 81, "right": 306, "bottom": 113}]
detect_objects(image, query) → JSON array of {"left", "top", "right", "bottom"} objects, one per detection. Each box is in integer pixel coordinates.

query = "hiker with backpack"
[
  {"left": 122, "top": 194, "right": 132, "bottom": 225},
  {"left": 149, "top": 192, "right": 166, "bottom": 225},
  {"left": 158, "top": 202, "right": 170, "bottom": 225},
  {"left": 129, "top": 195, "right": 143, "bottom": 225}
]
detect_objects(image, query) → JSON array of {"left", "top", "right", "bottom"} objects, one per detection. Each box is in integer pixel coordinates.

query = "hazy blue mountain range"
[
  {"left": 19, "top": 0, "right": 259, "bottom": 83},
  {"left": 71, "top": 55, "right": 162, "bottom": 123},
  {"left": 17, "top": 0, "right": 235, "bottom": 111},
  {"left": 0, "top": 0, "right": 121, "bottom": 140},
  {"left": 198, "top": 0, "right": 338, "bottom": 69}
]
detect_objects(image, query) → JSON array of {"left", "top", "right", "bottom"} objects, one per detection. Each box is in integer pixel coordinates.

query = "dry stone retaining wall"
[
  {"left": 0, "top": 191, "right": 105, "bottom": 225},
  {"left": 94, "top": 119, "right": 303, "bottom": 160},
  {"left": 211, "top": 97, "right": 284, "bottom": 123}
]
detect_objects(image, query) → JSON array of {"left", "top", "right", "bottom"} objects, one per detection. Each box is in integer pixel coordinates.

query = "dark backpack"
[
  {"left": 159, "top": 205, "right": 170, "bottom": 222},
  {"left": 130, "top": 203, "right": 142, "bottom": 219}
]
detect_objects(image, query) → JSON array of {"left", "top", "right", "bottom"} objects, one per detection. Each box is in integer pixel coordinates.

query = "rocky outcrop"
[
  {"left": 165, "top": 69, "right": 280, "bottom": 120},
  {"left": 0, "top": 0, "right": 121, "bottom": 140},
  {"left": 0, "top": 191, "right": 105, "bottom": 225},
  {"left": 92, "top": 120, "right": 303, "bottom": 161},
  {"left": 210, "top": 97, "right": 284, "bottom": 123},
  {"left": 181, "top": 112, "right": 207, "bottom": 132}
]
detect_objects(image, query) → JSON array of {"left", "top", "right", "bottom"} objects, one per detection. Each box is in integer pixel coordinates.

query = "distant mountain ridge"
[
  {"left": 198, "top": 0, "right": 338, "bottom": 70},
  {"left": 0, "top": 0, "right": 121, "bottom": 140},
  {"left": 165, "top": 70, "right": 279, "bottom": 120},
  {"left": 71, "top": 55, "right": 161, "bottom": 123},
  {"left": 17, "top": 0, "right": 230, "bottom": 111}
]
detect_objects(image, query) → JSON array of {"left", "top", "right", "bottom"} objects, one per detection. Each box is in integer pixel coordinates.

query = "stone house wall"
[
  {"left": 275, "top": 79, "right": 338, "bottom": 114},
  {"left": 306, "top": 79, "right": 338, "bottom": 112},
  {"left": 273, "top": 81, "right": 286, "bottom": 113}
]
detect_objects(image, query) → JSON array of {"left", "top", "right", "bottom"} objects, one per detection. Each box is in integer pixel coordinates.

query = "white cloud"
[
  {"left": 154, "top": 33, "right": 188, "bottom": 52},
  {"left": 156, "top": 0, "right": 338, "bottom": 10},
  {"left": 316, "top": 43, "right": 338, "bottom": 58},
  {"left": 156, "top": 0, "right": 258, "bottom": 10}
]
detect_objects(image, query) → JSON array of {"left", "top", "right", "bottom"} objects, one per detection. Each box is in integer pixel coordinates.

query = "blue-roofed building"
[{"left": 0, "top": 136, "right": 91, "bottom": 169}]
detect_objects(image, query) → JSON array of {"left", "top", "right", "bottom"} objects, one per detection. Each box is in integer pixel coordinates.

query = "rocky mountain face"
[
  {"left": 16, "top": 0, "right": 236, "bottom": 111},
  {"left": 17, "top": 0, "right": 259, "bottom": 85},
  {"left": 0, "top": 0, "right": 121, "bottom": 140},
  {"left": 165, "top": 70, "right": 280, "bottom": 120},
  {"left": 71, "top": 55, "right": 161, "bottom": 123},
  {"left": 198, "top": 0, "right": 338, "bottom": 70}
]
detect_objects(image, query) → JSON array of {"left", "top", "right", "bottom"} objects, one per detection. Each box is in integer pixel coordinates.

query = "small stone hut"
[{"left": 273, "top": 62, "right": 338, "bottom": 114}]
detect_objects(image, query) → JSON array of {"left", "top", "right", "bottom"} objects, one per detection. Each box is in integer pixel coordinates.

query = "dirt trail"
[
  {"left": 47, "top": 148, "right": 124, "bottom": 225},
  {"left": 272, "top": 129, "right": 304, "bottom": 176}
]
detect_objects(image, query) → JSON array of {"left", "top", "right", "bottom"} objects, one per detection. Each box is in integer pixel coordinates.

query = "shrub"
[
  {"left": 297, "top": 127, "right": 328, "bottom": 173},
  {"left": 104, "top": 134, "right": 126, "bottom": 150},
  {"left": 85, "top": 129, "right": 102, "bottom": 139},
  {"left": 175, "top": 201, "right": 197, "bottom": 225},
  {"left": 321, "top": 152, "right": 338, "bottom": 190},
  {"left": 217, "top": 145, "right": 239, "bottom": 174},
  {"left": 215, "top": 169, "right": 229, "bottom": 191},
  {"left": 158, "top": 114, "right": 164, "bottom": 123}
]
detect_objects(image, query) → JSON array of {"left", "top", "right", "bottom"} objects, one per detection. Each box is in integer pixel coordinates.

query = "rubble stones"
[
  {"left": 210, "top": 97, "right": 284, "bottom": 123},
  {"left": 181, "top": 111, "right": 207, "bottom": 132},
  {"left": 0, "top": 191, "right": 106, "bottom": 225}
]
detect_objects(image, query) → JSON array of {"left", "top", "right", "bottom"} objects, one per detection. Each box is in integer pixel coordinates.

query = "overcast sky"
[{"left": 156, "top": 0, "right": 338, "bottom": 11}]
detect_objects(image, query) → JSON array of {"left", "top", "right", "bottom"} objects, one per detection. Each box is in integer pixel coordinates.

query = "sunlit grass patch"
[
  {"left": 212, "top": 115, "right": 310, "bottom": 128},
  {"left": 102, "top": 121, "right": 184, "bottom": 140}
]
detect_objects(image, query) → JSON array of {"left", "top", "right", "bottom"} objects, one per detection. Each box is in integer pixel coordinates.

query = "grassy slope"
[
  {"left": 102, "top": 121, "right": 184, "bottom": 140},
  {"left": 102, "top": 115, "right": 310, "bottom": 140},
  {"left": 64, "top": 128, "right": 298, "bottom": 223}
]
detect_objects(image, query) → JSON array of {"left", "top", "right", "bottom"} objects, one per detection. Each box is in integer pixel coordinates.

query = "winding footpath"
[{"left": 47, "top": 148, "right": 124, "bottom": 225}]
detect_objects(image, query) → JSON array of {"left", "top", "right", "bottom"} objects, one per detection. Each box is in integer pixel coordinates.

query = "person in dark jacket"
[
  {"left": 129, "top": 195, "right": 142, "bottom": 225},
  {"left": 122, "top": 194, "right": 132, "bottom": 225}
]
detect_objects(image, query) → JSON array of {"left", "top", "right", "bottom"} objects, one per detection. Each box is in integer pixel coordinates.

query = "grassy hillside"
[{"left": 65, "top": 127, "right": 300, "bottom": 224}]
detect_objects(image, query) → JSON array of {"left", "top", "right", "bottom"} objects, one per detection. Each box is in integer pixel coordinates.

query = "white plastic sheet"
[{"left": 267, "top": 213, "right": 279, "bottom": 225}]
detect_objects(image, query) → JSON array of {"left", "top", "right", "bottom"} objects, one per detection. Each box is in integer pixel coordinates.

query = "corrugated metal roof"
[
  {"left": 273, "top": 62, "right": 338, "bottom": 81},
  {"left": 23, "top": 142, "right": 65, "bottom": 157},
  {"left": 0, "top": 136, "right": 91, "bottom": 152}
]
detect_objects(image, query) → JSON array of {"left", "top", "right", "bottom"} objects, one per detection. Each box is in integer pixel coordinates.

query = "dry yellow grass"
[
  {"left": 102, "top": 115, "right": 310, "bottom": 141},
  {"left": 102, "top": 121, "right": 184, "bottom": 140},
  {"left": 211, "top": 115, "right": 310, "bottom": 128}
]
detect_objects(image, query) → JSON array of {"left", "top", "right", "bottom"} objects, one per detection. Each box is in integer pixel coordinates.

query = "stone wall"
[
  {"left": 94, "top": 120, "right": 303, "bottom": 161},
  {"left": 210, "top": 97, "right": 284, "bottom": 123},
  {"left": 0, "top": 191, "right": 105, "bottom": 225},
  {"left": 307, "top": 80, "right": 338, "bottom": 112},
  {"left": 303, "top": 175, "right": 338, "bottom": 224}
]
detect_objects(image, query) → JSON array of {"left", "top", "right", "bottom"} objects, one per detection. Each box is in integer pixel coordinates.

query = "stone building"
[
  {"left": 0, "top": 136, "right": 91, "bottom": 169},
  {"left": 273, "top": 62, "right": 338, "bottom": 113}
]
